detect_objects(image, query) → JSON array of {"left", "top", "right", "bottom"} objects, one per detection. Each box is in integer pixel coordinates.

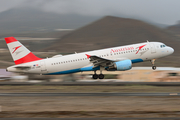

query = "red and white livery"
[{"left": 5, "top": 37, "right": 174, "bottom": 79}]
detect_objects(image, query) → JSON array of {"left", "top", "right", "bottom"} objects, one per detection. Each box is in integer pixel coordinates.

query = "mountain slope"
[
  {"left": 0, "top": 8, "right": 99, "bottom": 35},
  {"left": 167, "top": 23, "right": 180, "bottom": 35},
  {"left": 45, "top": 16, "right": 178, "bottom": 52}
]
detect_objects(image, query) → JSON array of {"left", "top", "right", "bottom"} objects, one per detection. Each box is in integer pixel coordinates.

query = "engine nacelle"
[{"left": 106, "top": 59, "right": 132, "bottom": 71}]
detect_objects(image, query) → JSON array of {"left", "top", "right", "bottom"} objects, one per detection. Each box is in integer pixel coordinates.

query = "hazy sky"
[{"left": 0, "top": 0, "right": 180, "bottom": 25}]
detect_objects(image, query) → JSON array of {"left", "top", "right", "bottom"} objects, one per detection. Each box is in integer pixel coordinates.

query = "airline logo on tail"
[{"left": 12, "top": 45, "right": 22, "bottom": 54}]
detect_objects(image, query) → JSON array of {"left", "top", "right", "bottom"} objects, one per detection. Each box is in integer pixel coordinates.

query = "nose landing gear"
[
  {"left": 151, "top": 59, "right": 156, "bottom": 70},
  {"left": 152, "top": 66, "right": 156, "bottom": 70}
]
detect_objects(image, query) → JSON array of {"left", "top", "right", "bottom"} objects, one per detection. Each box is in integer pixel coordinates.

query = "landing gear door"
[
  {"left": 150, "top": 43, "right": 156, "bottom": 53},
  {"left": 40, "top": 60, "right": 47, "bottom": 73}
]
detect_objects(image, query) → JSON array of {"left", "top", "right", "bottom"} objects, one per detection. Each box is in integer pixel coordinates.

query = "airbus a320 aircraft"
[{"left": 5, "top": 37, "right": 174, "bottom": 79}]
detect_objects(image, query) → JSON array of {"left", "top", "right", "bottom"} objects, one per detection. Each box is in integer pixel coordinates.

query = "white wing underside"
[{"left": 88, "top": 55, "right": 129, "bottom": 68}]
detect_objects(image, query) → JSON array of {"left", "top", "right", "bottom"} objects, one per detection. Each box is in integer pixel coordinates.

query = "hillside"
[
  {"left": 0, "top": 7, "right": 168, "bottom": 37},
  {"left": 43, "top": 16, "right": 180, "bottom": 67},
  {"left": 0, "top": 8, "right": 99, "bottom": 36},
  {"left": 167, "top": 22, "right": 180, "bottom": 36}
]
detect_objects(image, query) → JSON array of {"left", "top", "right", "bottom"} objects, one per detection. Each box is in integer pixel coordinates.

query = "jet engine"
[{"left": 106, "top": 59, "right": 132, "bottom": 71}]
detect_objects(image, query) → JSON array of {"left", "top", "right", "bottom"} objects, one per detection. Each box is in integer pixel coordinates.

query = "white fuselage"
[{"left": 7, "top": 42, "right": 174, "bottom": 75}]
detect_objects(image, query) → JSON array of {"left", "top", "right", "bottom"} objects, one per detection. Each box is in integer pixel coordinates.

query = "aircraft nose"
[{"left": 168, "top": 47, "right": 174, "bottom": 54}]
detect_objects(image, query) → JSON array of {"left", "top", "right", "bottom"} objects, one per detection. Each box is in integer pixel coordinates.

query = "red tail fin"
[{"left": 5, "top": 37, "right": 42, "bottom": 65}]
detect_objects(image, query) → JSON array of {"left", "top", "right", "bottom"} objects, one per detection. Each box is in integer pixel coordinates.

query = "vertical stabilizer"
[{"left": 4, "top": 37, "right": 42, "bottom": 65}]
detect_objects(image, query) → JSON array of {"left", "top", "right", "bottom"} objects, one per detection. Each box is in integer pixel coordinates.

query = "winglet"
[{"left": 85, "top": 54, "right": 91, "bottom": 59}]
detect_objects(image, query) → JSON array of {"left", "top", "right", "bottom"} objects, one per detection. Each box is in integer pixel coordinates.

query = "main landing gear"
[
  {"left": 92, "top": 72, "right": 98, "bottom": 79},
  {"left": 151, "top": 59, "right": 156, "bottom": 70},
  {"left": 92, "top": 73, "right": 104, "bottom": 79},
  {"left": 92, "top": 67, "right": 105, "bottom": 79}
]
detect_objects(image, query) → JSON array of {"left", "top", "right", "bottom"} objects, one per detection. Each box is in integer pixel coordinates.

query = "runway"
[
  {"left": 1, "top": 82, "right": 180, "bottom": 86},
  {"left": 0, "top": 92, "right": 179, "bottom": 97}
]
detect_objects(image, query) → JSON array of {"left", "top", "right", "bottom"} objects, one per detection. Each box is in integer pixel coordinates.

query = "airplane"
[{"left": 5, "top": 37, "right": 174, "bottom": 79}]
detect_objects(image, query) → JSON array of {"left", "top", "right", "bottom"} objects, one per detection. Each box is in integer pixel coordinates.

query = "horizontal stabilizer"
[{"left": 14, "top": 66, "right": 31, "bottom": 70}]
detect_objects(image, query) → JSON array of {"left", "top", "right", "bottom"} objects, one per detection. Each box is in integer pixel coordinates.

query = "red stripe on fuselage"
[
  {"left": 14, "top": 52, "right": 42, "bottom": 65},
  {"left": 5, "top": 37, "right": 18, "bottom": 44}
]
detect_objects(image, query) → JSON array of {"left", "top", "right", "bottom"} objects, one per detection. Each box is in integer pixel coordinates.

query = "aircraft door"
[
  {"left": 150, "top": 43, "right": 156, "bottom": 53},
  {"left": 40, "top": 60, "right": 47, "bottom": 73}
]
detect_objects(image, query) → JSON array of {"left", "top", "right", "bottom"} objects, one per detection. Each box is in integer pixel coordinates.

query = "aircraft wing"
[{"left": 86, "top": 54, "right": 115, "bottom": 68}]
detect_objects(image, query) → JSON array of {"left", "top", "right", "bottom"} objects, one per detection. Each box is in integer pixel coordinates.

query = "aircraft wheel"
[
  {"left": 152, "top": 66, "right": 156, "bottom": 70},
  {"left": 99, "top": 74, "right": 104, "bottom": 79},
  {"left": 92, "top": 74, "right": 99, "bottom": 79}
]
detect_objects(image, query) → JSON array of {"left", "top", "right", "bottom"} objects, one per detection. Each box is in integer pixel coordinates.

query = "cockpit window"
[{"left": 160, "top": 44, "right": 166, "bottom": 48}]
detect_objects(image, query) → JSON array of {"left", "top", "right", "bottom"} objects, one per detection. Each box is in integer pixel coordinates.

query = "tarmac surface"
[
  {"left": 0, "top": 92, "right": 179, "bottom": 97},
  {"left": 1, "top": 82, "right": 180, "bottom": 86}
]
